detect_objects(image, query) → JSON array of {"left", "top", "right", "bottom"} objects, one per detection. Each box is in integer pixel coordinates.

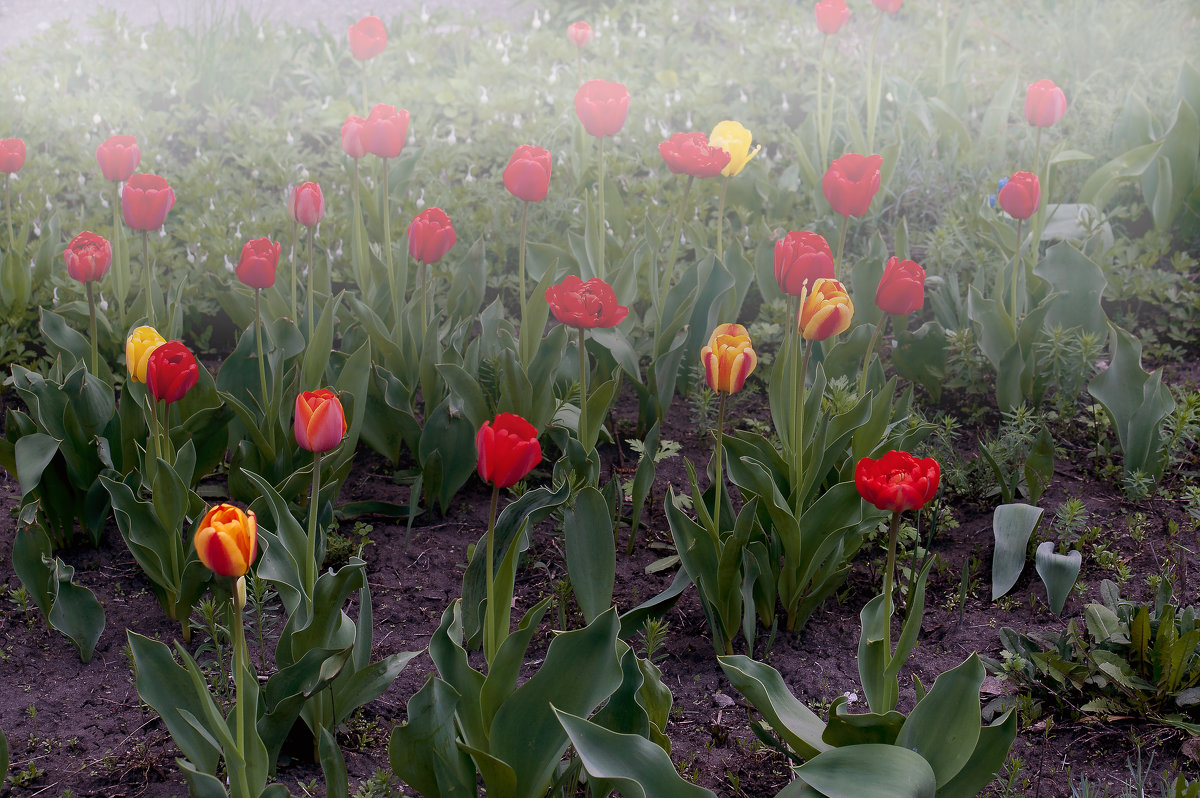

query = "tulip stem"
[
  {"left": 658, "top": 175, "right": 693, "bottom": 324},
  {"left": 484, "top": 483, "right": 501, "bottom": 666},
  {"left": 289, "top": 219, "right": 299, "bottom": 323},
  {"left": 350, "top": 158, "right": 367, "bottom": 296},
  {"left": 866, "top": 13, "right": 884, "bottom": 154},
  {"left": 306, "top": 226, "right": 316, "bottom": 342},
  {"left": 857, "top": 314, "right": 887, "bottom": 398},
  {"left": 1034, "top": 127, "right": 1044, "bottom": 179},
  {"left": 305, "top": 450, "right": 323, "bottom": 616},
  {"left": 142, "top": 230, "right": 154, "bottom": 328},
  {"left": 112, "top": 182, "right": 126, "bottom": 325},
  {"left": 148, "top": 391, "right": 162, "bottom": 464},
  {"left": 712, "top": 391, "right": 728, "bottom": 536},
  {"left": 817, "top": 36, "right": 829, "bottom": 168},
  {"left": 1010, "top": 218, "right": 1024, "bottom": 323},
  {"left": 578, "top": 327, "right": 589, "bottom": 449},
  {"left": 4, "top": 174, "right": 12, "bottom": 256},
  {"left": 834, "top": 215, "right": 848, "bottom": 282},
  {"left": 382, "top": 157, "right": 398, "bottom": 327},
  {"left": 87, "top": 282, "right": 98, "bottom": 375},
  {"left": 715, "top": 176, "right": 729, "bottom": 262},
  {"left": 518, "top": 201, "right": 529, "bottom": 322},
  {"left": 792, "top": 338, "right": 814, "bottom": 516},
  {"left": 159, "top": 398, "right": 173, "bottom": 464},
  {"left": 254, "top": 288, "right": 268, "bottom": 410},
  {"left": 597, "top": 136, "right": 607, "bottom": 281},
  {"left": 229, "top": 581, "right": 252, "bottom": 798},
  {"left": 882, "top": 511, "right": 901, "bottom": 657}
]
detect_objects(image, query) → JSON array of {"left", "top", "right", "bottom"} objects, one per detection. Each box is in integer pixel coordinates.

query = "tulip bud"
[
  {"left": 503, "top": 145, "right": 553, "bottom": 203},
  {"left": 63, "top": 231, "right": 113, "bottom": 284},
  {"left": 567, "top": 21, "right": 593, "bottom": 48},
  {"left": 122, "top": 173, "right": 176, "bottom": 231},
  {"left": 1025, "top": 79, "right": 1067, "bottom": 128},
  {"left": 815, "top": 0, "right": 850, "bottom": 34},
  {"left": 822, "top": 153, "right": 882, "bottom": 218},
  {"left": 126, "top": 325, "right": 166, "bottom": 383},
  {"left": 574, "top": 79, "right": 630, "bottom": 139},
  {"left": 362, "top": 104, "right": 409, "bottom": 160},
  {"left": 95, "top": 135, "right": 141, "bottom": 183},
  {"left": 701, "top": 324, "right": 758, "bottom": 395},
  {"left": 773, "top": 231, "right": 834, "bottom": 297},
  {"left": 709, "top": 121, "right": 761, "bottom": 178},
  {"left": 658, "top": 132, "right": 730, "bottom": 179},
  {"left": 476, "top": 413, "right": 542, "bottom": 488},
  {"left": 289, "top": 182, "right": 324, "bottom": 227},
  {"left": 348, "top": 15, "right": 387, "bottom": 61},
  {"left": 407, "top": 208, "right": 457, "bottom": 265},
  {"left": 997, "top": 171, "right": 1040, "bottom": 220},
  {"left": 195, "top": 504, "right": 258, "bottom": 579},
  {"left": 341, "top": 114, "right": 367, "bottom": 159},
  {"left": 294, "top": 389, "right": 347, "bottom": 453},
  {"left": 0, "top": 138, "right": 25, "bottom": 174},
  {"left": 235, "top": 237, "right": 281, "bottom": 290},
  {"left": 875, "top": 257, "right": 925, "bottom": 315},
  {"left": 146, "top": 341, "right": 199, "bottom": 404},
  {"left": 798, "top": 278, "right": 854, "bottom": 341}
]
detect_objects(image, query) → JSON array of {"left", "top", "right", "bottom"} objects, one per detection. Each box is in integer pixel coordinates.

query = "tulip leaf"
[
  {"left": 128, "top": 632, "right": 221, "bottom": 774},
  {"left": 1035, "top": 542, "right": 1082, "bottom": 615},
  {"left": 991, "top": 503, "right": 1044, "bottom": 600},
  {"left": 0, "top": 728, "right": 8, "bottom": 785},
  {"left": 389, "top": 676, "right": 477, "bottom": 798},
  {"left": 716, "top": 655, "right": 829, "bottom": 760},
  {"left": 896, "top": 654, "right": 985, "bottom": 787},
  {"left": 14, "top": 433, "right": 59, "bottom": 497},
  {"left": 300, "top": 290, "right": 344, "bottom": 391},
  {"left": 564, "top": 486, "right": 616, "bottom": 623},
  {"left": 518, "top": 256, "right": 557, "bottom": 369},
  {"left": 319, "top": 727, "right": 349, "bottom": 798},
  {"left": 794, "top": 744, "right": 937, "bottom": 798},
  {"left": 1033, "top": 242, "right": 1108, "bottom": 339},
  {"left": 555, "top": 709, "right": 718, "bottom": 798},
  {"left": 938, "top": 710, "right": 1018, "bottom": 798}
]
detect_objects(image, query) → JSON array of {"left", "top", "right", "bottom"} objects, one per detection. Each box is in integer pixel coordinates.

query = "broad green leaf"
[
  {"left": 319, "top": 727, "right": 349, "bottom": 798},
  {"left": 1035, "top": 542, "right": 1082, "bottom": 615},
  {"left": 1033, "top": 243, "right": 1108, "bottom": 339},
  {"left": 389, "top": 677, "right": 476, "bottom": 798},
  {"left": 795, "top": 744, "right": 937, "bottom": 798},
  {"left": 564, "top": 487, "right": 616, "bottom": 623},
  {"left": 936, "top": 710, "right": 1018, "bottom": 798},
  {"left": 991, "top": 503, "right": 1043, "bottom": 600},
  {"left": 14, "top": 433, "right": 60, "bottom": 497},
  {"left": 896, "top": 654, "right": 984, "bottom": 787},
  {"left": 717, "top": 655, "right": 829, "bottom": 760}
]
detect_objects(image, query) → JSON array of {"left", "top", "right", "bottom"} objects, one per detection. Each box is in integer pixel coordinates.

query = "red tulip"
[
  {"left": 236, "top": 237, "right": 281, "bottom": 290},
  {"left": 822, "top": 153, "right": 882, "bottom": 218},
  {"left": 146, "top": 340, "right": 198, "bottom": 404},
  {"left": 774, "top": 231, "right": 834, "bottom": 297},
  {"left": 855, "top": 451, "right": 940, "bottom": 514},
  {"left": 63, "top": 231, "right": 113, "bottom": 284},
  {"left": 96, "top": 135, "right": 140, "bottom": 182},
  {"left": 658, "top": 132, "right": 731, "bottom": 179},
  {"left": 348, "top": 15, "right": 386, "bottom": 61},
  {"left": 875, "top": 256, "right": 925, "bottom": 315},
  {"left": 341, "top": 114, "right": 367, "bottom": 159},
  {"left": 872, "top": 0, "right": 902, "bottom": 12},
  {"left": 476, "top": 412, "right": 542, "bottom": 488},
  {"left": 997, "top": 171, "right": 1040, "bottom": 220},
  {"left": 407, "top": 208, "right": 456, "bottom": 264},
  {"left": 1025, "top": 79, "right": 1067, "bottom": 128},
  {"left": 574, "top": 79, "right": 630, "bottom": 138},
  {"left": 289, "top": 182, "right": 324, "bottom": 227},
  {"left": 362, "top": 104, "right": 409, "bottom": 160},
  {"left": 0, "top": 138, "right": 25, "bottom": 174},
  {"left": 121, "top": 173, "right": 176, "bottom": 231},
  {"left": 567, "top": 21, "right": 593, "bottom": 48},
  {"left": 815, "top": 0, "right": 850, "bottom": 34},
  {"left": 503, "top": 145, "right": 553, "bottom": 203},
  {"left": 195, "top": 504, "right": 257, "bottom": 579},
  {"left": 545, "top": 275, "right": 628, "bottom": 329},
  {"left": 294, "top": 388, "right": 347, "bottom": 453}
]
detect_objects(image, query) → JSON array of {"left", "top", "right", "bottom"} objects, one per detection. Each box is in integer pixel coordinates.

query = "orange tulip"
[
  {"left": 294, "top": 389, "right": 347, "bottom": 453},
  {"left": 195, "top": 504, "right": 257, "bottom": 578},
  {"left": 798, "top": 278, "right": 854, "bottom": 341},
  {"left": 701, "top": 324, "right": 758, "bottom": 394}
]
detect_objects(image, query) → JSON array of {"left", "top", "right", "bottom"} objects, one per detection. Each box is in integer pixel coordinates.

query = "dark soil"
[{"left": 2, "top": 366, "right": 1200, "bottom": 797}]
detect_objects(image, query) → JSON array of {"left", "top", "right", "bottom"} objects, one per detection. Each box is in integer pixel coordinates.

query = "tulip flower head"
[
  {"left": 407, "top": 208, "right": 457, "bottom": 265},
  {"left": 96, "top": 135, "right": 140, "bottom": 183},
  {"left": 503, "top": 145, "right": 553, "bottom": 203},
  {"left": 798, "top": 278, "right": 854, "bottom": 341},
  {"left": 195, "top": 504, "right": 258, "bottom": 579},
  {"left": 126, "top": 325, "right": 166, "bottom": 383},
  {"left": 997, "top": 171, "right": 1040, "bottom": 220},
  {"left": 1025, "top": 79, "right": 1067, "bottom": 128},
  {"left": 855, "top": 450, "right": 940, "bottom": 514},
  {"left": 574, "top": 79, "right": 630, "bottom": 138},
  {"left": 348, "top": 15, "right": 387, "bottom": 61},
  {"left": 701, "top": 324, "right": 758, "bottom": 395},
  {"left": 63, "top": 231, "right": 112, "bottom": 284},
  {"left": 545, "top": 275, "right": 629, "bottom": 329},
  {"left": 815, "top": 0, "right": 850, "bottom": 34},
  {"left": 294, "top": 389, "right": 347, "bottom": 453},
  {"left": 362, "top": 104, "right": 409, "bottom": 160},
  {"left": 567, "top": 21, "right": 594, "bottom": 48},
  {"left": 872, "top": 0, "right": 902, "bottom": 12},
  {"left": 289, "top": 182, "right": 325, "bottom": 227},
  {"left": 0, "top": 138, "right": 25, "bottom": 174},
  {"left": 341, "top": 114, "right": 367, "bottom": 159},
  {"left": 875, "top": 257, "right": 925, "bottom": 316},
  {"left": 236, "top": 237, "right": 281, "bottom": 290},
  {"left": 476, "top": 412, "right": 542, "bottom": 489},
  {"left": 122, "top": 173, "right": 176, "bottom": 231},
  {"left": 146, "top": 340, "right": 199, "bottom": 404},
  {"left": 709, "top": 121, "right": 761, "bottom": 178},
  {"left": 822, "top": 153, "right": 883, "bottom": 218},
  {"left": 658, "top": 132, "right": 730, "bottom": 179},
  {"left": 774, "top": 231, "right": 834, "bottom": 297}
]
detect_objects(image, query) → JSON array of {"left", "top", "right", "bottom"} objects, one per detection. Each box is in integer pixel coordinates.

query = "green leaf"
[
  {"left": 14, "top": 433, "right": 60, "bottom": 497},
  {"left": 332, "top": 650, "right": 421, "bottom": 726},
  {"left": 555, "top": 709, "right": 718, "bottom": 798},
  {"left": 301, "top": 291, "right": 345, "bottom": 391},
  {"left": 821, "top": 697, "right": 905, "bottom": 748},
  {"left": 991, "top": 503, "right": 1043, "bottom": 600},
  {"left": 389, "top": 676, "right": 477, "bottom": 798},
  {"left": 1033, "top": 243, "right": 1108, "bottom": 340},
  {"left": 717, "top": 655, "right": 829, "bottom": 760},
  {"left": 795, "top": 744, "right": 937, "bottom": 798},
  {"left": 1035, "top": 542, "right": 1082, "bottom": 615},
  {"left": 47, "top": 563, "right": 105, "bottom": 663},
  {"left": 0, "top": 727, "right": 8, "bottom": 784},
  {"left": 563, "top": 486, "right": 616, "bottom": 623},
  {"left": 319, "top": 726, "right": 349, "bottom": 798},
  {"left": 936, "top": 710, "right": 1018, "bottom": 798},
  {"left": 895, "top": 654, "right": 984, "bottom": 787}
]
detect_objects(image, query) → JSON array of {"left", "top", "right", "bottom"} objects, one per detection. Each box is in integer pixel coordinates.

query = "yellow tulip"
[
  {"left": 798, "top": 278, "right": 854, "bottom": 341},
  {"left": 709, "top": 120, "right": 762, "bottom": 177},
  {"left": 701, "top": 323, "right": 758, "bottom": 394},
  {"left": 125, "top": 325, "right": 166, "bottom": 383}
]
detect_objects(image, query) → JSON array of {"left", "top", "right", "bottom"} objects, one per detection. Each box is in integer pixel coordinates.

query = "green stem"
[
  {"left": 87, "top": 282, "right": 98, "bottom": 375},
  {"left": 230, "top": 580, "right": 252, "bottom": 798},
  {"left": 254, "top": 288, "right": 268, "bottom": 408},
  {"left": 1034, "top": 127, "right": 1044, "bottom": 179},
  {"left": 834, "top": 214, "right": 849, "bottom": 282},
  {"left": 882, "top": 511, "right": 901, "bottom": 656},
  {"left": 484, "top": 483, "right": 501, "bottom": 665},
  {"left": 351, "top": 158, "right": 366, "bottom": 295},
  {"left": 361, "top": 60, "right": 369, "bottom": 113},
  {"left": 793, "top": 339, "right": 813, "bottom": 516},
  {"left": 305, "top": 450, "right": 323, "bottom": 616},
  {"left": 306, "top": 226, "right": 315, "bottom": 342},
  {"left": 112, "top": 182, "right": 126, "bottom": 324},
  {"left": 382, "top": 158, "right": 398, "bottom": 326},
  {"left": 866, "top": 13, "right": 884, "bottom": 153},
  {"left": 857, "top": 314, "right": 887, "bottom": 397},
  {"left": 142, "top": 230, "right": 154, "bottom": 328},
  {"left": 4, "top": 174, "right": 12, "bottom": 255},
  {"left": 159, "top": 398, "right": 172, "bottom": 464},
  {"left": 712, "top": 392, "right": 728, "bottom": 535},
  {"left": 817, "top": 36, "right": 829, "bottom": 167},
  {"left": 421, "top": 262, "right": 429, "bottom": 330},
  {"left": 578, "top": 327, "right": 589, "bottom": 449},
  {"left": 148, "top": 391, "right": 162, "bottom": 463},
  {"left": 518, "top": 201, "right": 529, "bottom": 321},
  {"left": 1010, "top": 218, "right": 1024, "bottom": 323},
  {"left": 659, "top": 175, "right": 694, "bottom": 322},
  {"left": 597, "top": 136, "right": 607, "bottom": 281},
  {"left": 715, "top": 176, "right": 728, "bottom": 262},
  {"left": 289, "top": 219, "right": 298, "bottom": 322}
]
